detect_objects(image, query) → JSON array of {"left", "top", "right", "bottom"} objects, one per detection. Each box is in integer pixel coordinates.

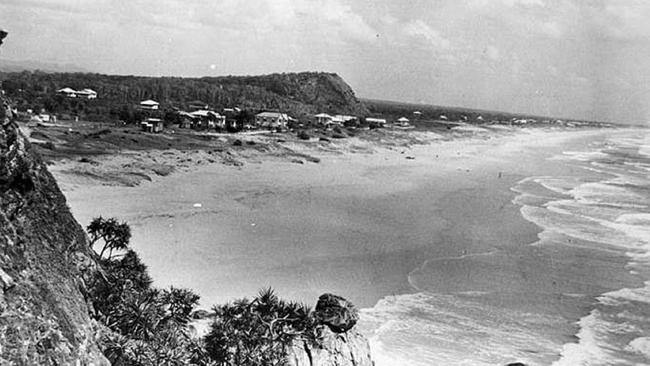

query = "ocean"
[
  {"left": 56, "top": 128, "right": 650, "bottom": 365},
  {"left": 360, "top": 130, "right": 650, "bottom": 366}
]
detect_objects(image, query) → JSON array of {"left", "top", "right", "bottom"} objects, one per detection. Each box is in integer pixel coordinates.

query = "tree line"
[{"left": 0, "top": 71, "right": 367, "bottom": 124}]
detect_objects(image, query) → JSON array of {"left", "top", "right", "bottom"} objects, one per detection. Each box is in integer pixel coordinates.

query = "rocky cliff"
[
  {"left": 287, "top": 294, "right": 374, "bottom": 366},
  {"left": 0, "top": 31, "right": 108, "bottom": 365}
]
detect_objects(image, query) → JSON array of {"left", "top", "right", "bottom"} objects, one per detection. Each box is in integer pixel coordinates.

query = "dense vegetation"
[
  {"left": 0, "top": 71, "right": 368, "bottom": 123},
  {"left": 85, "top": 217, "right": 320, "bottom": 366}
]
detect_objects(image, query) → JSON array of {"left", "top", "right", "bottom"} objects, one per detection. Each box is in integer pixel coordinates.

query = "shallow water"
[
  {"left": 57, "top": 128, "right": 650, "bottom": 365},
  {"left": 361, "top": 129, "right": 650, "bottom": 365}
]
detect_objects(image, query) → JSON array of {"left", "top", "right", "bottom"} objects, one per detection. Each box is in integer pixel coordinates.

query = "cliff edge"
[
  {"left": 0, "top": 30, "right": 108, "bottom": 365},
  {"left": 287, "top": 294, "right": 373, "bottom": 366}
]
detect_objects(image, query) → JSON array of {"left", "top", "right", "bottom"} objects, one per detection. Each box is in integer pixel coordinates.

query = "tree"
[
  {"left": 85, "top": 218, "right": 207, "bottom": 365},
  {"left": 204, "top": 288, "right": 317, "bottom": 366},
  {"left": 160, "top": 287, "right": 201, "bottom": 326},
  {"left": 87, "top": 216, "right": 131, "bottom": 260}
]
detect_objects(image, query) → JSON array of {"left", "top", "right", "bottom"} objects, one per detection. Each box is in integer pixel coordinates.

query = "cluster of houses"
[
  {"left": 135, "top": 98, "right": 419, "bottom": 134},
  {"left": 57, "top": 87, "right": 98, "bottom": 99}
]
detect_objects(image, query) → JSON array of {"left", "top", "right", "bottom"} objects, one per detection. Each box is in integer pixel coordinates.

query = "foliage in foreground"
[
  {"left": 85, "top": 217, "right": 321, "bottom": 366},
  {"left": 205, "top": 288, "right": 319, "bottom": 366},
  {"left": 85, "top": 217, "right": 207, "bottom": 365}
]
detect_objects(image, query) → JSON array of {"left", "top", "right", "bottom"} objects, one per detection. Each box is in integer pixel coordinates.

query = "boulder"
[
  {"left": 314, "top": 293, "right": 359, "bottom": 333},
  {"left": 286, "top": 325, "right": 373, "bottom": 366}
]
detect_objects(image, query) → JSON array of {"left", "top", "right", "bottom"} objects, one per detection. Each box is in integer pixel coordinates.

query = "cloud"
[{"left": 403, "top": 20, "right": 450, "bottom": 49}]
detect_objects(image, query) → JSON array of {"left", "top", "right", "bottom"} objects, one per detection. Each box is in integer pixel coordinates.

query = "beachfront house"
[
  {"left": 57, "top": 87, "right": 97, "bottom": 99},
  {"left": 395, "top": 117, "right": 410, "bottom": 126},
  {"left": 141, "top": 118, "right": 164, "bottom": 133},
  {"left": 190, "top": 110, "right": 226, "bottom": 130},
  {"left": 57, "top": 87, "right": 77, "bottom": 98},
  {"left": 255, "top": 112, "right": 290, "bottom": 128},
  {"left": 332, "top": 115, "right": 357, "bottom": 126},
  {"left": 139, "top": 99, "right": 160, "bottom": 110},
  {"left": 314, "top": 113, "right": 333, "bottom": 126},
  {"left": 76, "top": 88, "right": 97, "bottom": 99}
]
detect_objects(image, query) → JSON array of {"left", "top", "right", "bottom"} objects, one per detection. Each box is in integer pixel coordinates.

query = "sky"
[{"left": 1, "top": 0, "right": 650, "bottom": 124}]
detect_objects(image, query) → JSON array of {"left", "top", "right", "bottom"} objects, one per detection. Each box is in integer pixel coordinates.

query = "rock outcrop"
[
  {"left": 0, "top": 31, "right": 109, "bottom": 365},
  {"left": 314, "top": 293, "right": 360, "bottom": 333},
  {"left": 287, "top": 294, "right": 373, "bottom": 366}
]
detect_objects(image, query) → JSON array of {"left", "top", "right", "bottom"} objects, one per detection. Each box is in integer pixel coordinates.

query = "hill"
[{"left": 0, "top": 71, "right": 368, "bottom": 122}]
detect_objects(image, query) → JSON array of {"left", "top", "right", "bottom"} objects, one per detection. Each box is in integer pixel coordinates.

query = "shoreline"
[
  {"left": 49, "top": 127, "right": 617, "bottom": 305},
  {"left": 50, "top": 126, "right": 629, "bottom": 365}
]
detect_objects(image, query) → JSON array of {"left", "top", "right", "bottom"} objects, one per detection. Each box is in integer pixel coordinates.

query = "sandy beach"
[
  {"left": 49, "top": 127, "right": 606, "bottom": 307},
  {"left": 49, "top": 126, "right": 631, "bottom": 365}
]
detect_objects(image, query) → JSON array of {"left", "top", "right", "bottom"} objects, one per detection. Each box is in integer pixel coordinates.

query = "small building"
[
  {"left": 76, "top": 88, "right": 97, "bottom": 99},
  {"left": 395, "top": 117, "right": 410, "bottom": 126},
  {"left": 439, "top": 114, "right": 448, "bottom": 121},
  {"left": 38, "top": 113, "right": 51, "bottom": 122},
  {"left": 140, "top": 99, "right": 160, "bottom": 110},
  {"left": 332, "top": 115, "right": 357, "bottom": 126},
  {"left": 188, "top": 110, "right": 226, "bottom": 130},
  {"left": 58, "top": 87, "right": 97, "bottom": 99},
  {"left": 255, "top": 112, "right": 290, "bottom": 128},
  {"left": 413, "top": 111, "right": 422, "bottom": 116},
  {"left": 141, "top": 118, "right": 164, "bottom": 133},
  {"left": 57, "top": 87, "right": 77, "bottom": 98},
  {"left": 223, "top": 107, "right": 241, "bottom": 114},
  {"left": 314, "top": 113, "right": 334, "bottom": 126}
]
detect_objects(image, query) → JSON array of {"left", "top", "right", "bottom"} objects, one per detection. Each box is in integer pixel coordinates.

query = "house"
[
  {"left": 141, "top": 118, "right": 164, "bottom": 133},
  {"left": 223, "top": 107, "right": 241, "bottom": 114},
  {"left": 76, "top": 88, "right": 97, "bottom": 99},
  {"left": 140, "top": 100, "right": 160, "bottom": 110},
  {"left": 395, "top": 117, "right": 410, "bottom": 126},
  {"left": 177, "top": 111, "right": 195, "bottom": 128},
  {"left": 190, "top": 110, "right": 226, "bottom": 130},
  {"left": 439, "top": 114, "right": 448, "bottom": 120},
  {"left": 332, "top": 115, "right": 357, "bottom": 126},
  {"left": 57, "top": 87, "right": 77, "bottom": 98},
  {"left": 413, "top": 111, "right": 422, "bottom": 117},
  {"left": 38, "top": 113, "right": 51, "bottom": 122},
  {"left": 365, "top": 117, "right": 386, "bottom": 126},
  {"left": 58, "top": 87, "right": 97, "bottom": 99},
  {"left": 314, "top": 113, "right": 333, "bottom": 126},
  {"left": 255, "top": 112, "right": 290, "bottom": 128}
]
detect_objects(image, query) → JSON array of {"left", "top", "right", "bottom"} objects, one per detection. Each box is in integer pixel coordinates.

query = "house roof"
[
  {"left": 79, "top": 88, "right": 96, "bottom": 94},
  {"left": 257, "top": 112, "right": 288, "bottom": 119},
  {"left": 397, "top": 117, "right": 410, "bottom": 122},
  {"left": 58, "top": 87, "right": 76, "bottom": 93},
  {"left": 140, "top": 99, "right": 159, "bottom": 105},
  {"left": 366, "top": 117, "right": 386, "bottom": 123},
  {"left": 190, "top": 110, "right": 221, "bottom": 117},
  {"left": 314, "top": 113, "right": 332, "bottom": 118}
]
